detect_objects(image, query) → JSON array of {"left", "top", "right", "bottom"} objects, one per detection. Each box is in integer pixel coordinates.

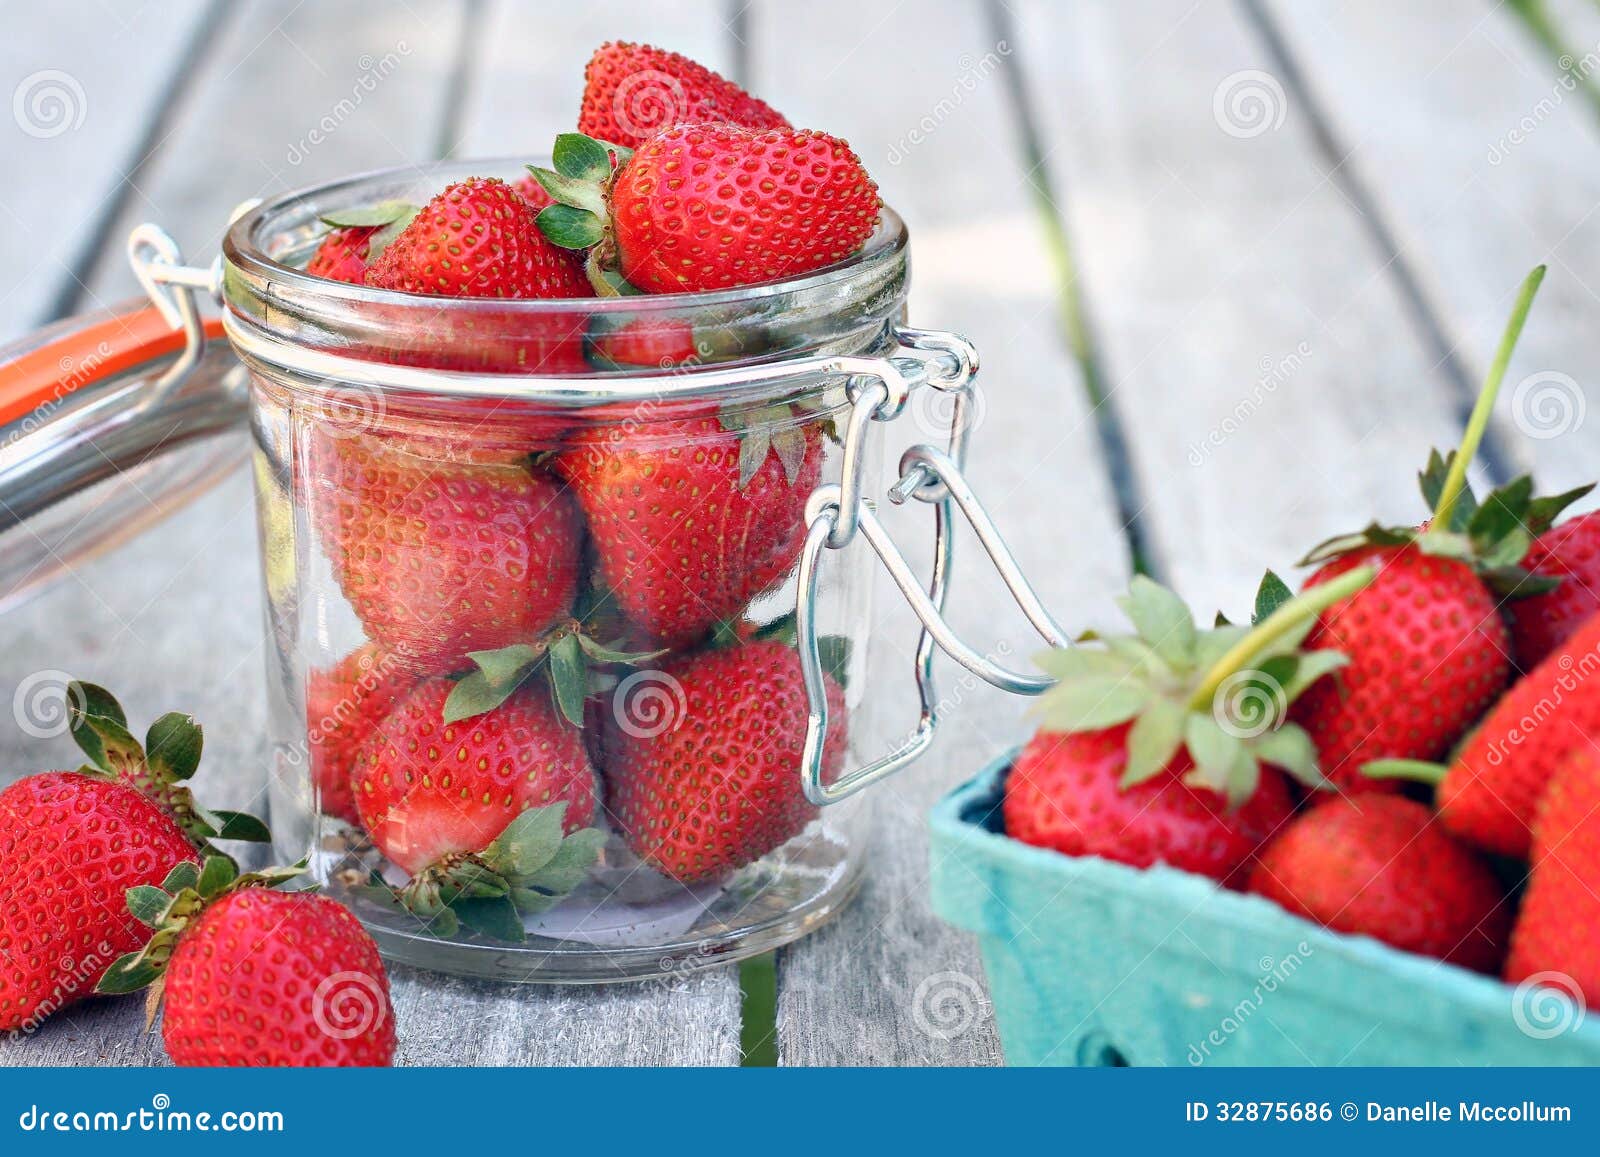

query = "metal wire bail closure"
[{"left": 796, "top": 326, "right": 1071, "bottom": 806}]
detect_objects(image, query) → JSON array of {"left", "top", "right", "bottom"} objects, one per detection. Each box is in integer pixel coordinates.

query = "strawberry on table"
[
  {"left": 0, "top": 774, "right": 197, "bottom": 1032},
  {"left": 1248, "top": 795, "right": 1511, "bottom": 973},
  {"left": 604, "top": 639, "right": 846, "bottom": 884},
  {"left": 98, "top": 859, "right": 396, "bottom": 1066},
  {"left": 531, "top": 126, "right": 880, "bottom": 294},
  {"left": 558, "top": 404, "right": 822, "bottom": 649},
  {"left": 1507, "top": 509, "right": 1600, "bottom": 669},
  {"left": 1004, "top": 571, "right": 1372, "bottom": 884},
  {"left": 579, "top": 41, "right": 789, "bottom": 149},
  {"left": 1504, "top": 747, "right": 1600, "bottom": 1007}
]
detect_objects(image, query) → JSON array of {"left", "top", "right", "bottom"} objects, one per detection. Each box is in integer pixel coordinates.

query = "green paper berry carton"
[{"left": 928, "top": 751, "right": 1600, "bottom": 1067}]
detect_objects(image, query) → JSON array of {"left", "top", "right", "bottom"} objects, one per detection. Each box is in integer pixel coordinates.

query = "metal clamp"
[{"left": 796, "top": 326, "right": 1067, "bottom": 806}]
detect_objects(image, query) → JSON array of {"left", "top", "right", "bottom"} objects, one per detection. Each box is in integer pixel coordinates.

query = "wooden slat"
[
  {"left": 1263, "top": 0, "right": 1600, "bottom": 503},
  {"left": 1012, "top": 0, "right": 1484, "bottom": 621},
  {"left": 0, "top": 0, "right": 215, "bottom": 339},
  {"left": 752, "top": 0, "right": 1133, "bottom": 1065},
  {"left": 0, "top": 0, "right": 740, "bottom": 1068}
]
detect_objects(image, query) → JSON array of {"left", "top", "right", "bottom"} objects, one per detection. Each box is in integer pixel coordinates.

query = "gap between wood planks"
[
  {"left": 1237, "top": 0, "right": 1522, "bottom": 489},
  {"left": 49, "top": 0, "right": 235, "bottom": 326}
]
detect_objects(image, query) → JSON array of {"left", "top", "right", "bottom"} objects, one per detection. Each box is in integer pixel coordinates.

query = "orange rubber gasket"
[{"left": 0, "top": 306, "right": 226, "bottom": 430}]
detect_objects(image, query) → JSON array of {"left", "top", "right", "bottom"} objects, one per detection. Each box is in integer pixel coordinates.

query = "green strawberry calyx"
[
  {"left": 528, "top": 132, "right": 637, "bottom": 294},
  {"left": 443, "top": 618, "right": 665, "bottom": 728},
  {"left": 96, "top": 856, "right": 308, "bottom": 997},
  {"left": 318, "top": 199, "right": 419, "bottom": 263},
  {"left": 67, "top": 682, "right": 271, "bottom": 850},
  {"left": 1031, "top": 566, "right": 1375, "bottom": 806},
  {"left": 1300, "top": 266, "right": 1587, "bottom": 596},
  {"left": 718, "top": 403, "right": 813, "bottom": 487},
  {"left": 358, "top": 803, "right": 606, "bottom": 943}
]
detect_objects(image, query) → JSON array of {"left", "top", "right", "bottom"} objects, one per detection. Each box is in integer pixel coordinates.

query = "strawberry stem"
[
  {"left": 1428, "top": 264, "right": 1546, "bottom": 537},
  {"left": 1186, "top": 565, "right": 1376, "bottom": 711},
  {"left": 1361, "top": 758, "right": 1448, "bottom": 786}
]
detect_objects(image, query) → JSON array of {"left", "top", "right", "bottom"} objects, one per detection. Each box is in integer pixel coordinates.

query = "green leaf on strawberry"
[{"left": 1032, "top": 568, "right": 1375, "bottom": 805}]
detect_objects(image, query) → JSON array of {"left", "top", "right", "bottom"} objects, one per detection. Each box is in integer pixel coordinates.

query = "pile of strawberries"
[
  {"left": 298, "top": 44, "right": 871, "bottom": 937},
  {"left": 1008, "top": 267, "right": 1600, "bottom": 1009},
  {"left": 0, "top": 43, "right": 877, "bottom": 1067},
  {"left": 0, "top": 686, "right": 397, "bottom": 1064}
]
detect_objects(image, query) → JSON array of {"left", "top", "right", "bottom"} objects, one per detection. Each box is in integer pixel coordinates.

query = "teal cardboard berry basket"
[{"left": 929, "top": 752, "right": 1600, "bottom": 1066}]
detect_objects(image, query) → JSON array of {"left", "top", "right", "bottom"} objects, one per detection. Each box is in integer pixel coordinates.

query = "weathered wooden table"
[{"left": 2, "top": 0, "right": 1597, "bottom": 1065}]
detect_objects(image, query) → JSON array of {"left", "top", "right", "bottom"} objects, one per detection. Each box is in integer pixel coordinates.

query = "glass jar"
[{"left": 0, "top": 159, "right": 1053, "bottom": 984}]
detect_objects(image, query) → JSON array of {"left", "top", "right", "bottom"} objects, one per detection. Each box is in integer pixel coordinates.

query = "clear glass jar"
[{"left": 222, "top": 160, "right": 909, "bottom": 981}]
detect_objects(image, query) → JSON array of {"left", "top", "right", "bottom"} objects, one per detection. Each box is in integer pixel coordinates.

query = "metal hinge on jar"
[{"left": 795, "top": 326, "right": 1069, "bottom": 805}]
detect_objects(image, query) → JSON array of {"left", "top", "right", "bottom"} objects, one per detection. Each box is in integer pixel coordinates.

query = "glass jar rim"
[
  {"left": 220, "top": 157, "right": 910, "bottom": 404},
  {"left": 223, "top": 156, "right": 907, "bottom": 317}
]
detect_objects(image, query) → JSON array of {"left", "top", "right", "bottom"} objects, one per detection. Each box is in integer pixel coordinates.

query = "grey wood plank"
[
  {"left": 752, "top": 0, "right": 1133, "bottom": 1065},
  {"left": 75, "top": 0, "right": 471, "bottom": 310},
  {"left": 1013, "top": 0, "right": 1486, "bottom": 621},
  {"left": 1263, "top": 0, "right": 1600, "bottom": 505},
  {"left": 0, "top": 0, "right": 215, "bottom": 339},
  {"left": 1, "top": 0, "right": 743, "bottom": 1068}
]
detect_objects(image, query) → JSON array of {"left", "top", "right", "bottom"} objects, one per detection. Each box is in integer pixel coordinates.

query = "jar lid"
[{"left": 0, "top": 300, "right": 247, "bottom": 613}]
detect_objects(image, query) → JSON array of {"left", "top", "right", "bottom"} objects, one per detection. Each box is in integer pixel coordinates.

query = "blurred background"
[{"left": 2, "top": 0, "right": 1598, "bottom": 1065}]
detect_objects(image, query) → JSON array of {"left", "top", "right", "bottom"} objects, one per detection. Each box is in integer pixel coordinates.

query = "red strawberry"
[
  {"left": 311, "top": 439, "right": 581, "bottom": 672},
  {"left": 306, "top": 201, "right": 418, "bottom": 285},
  {"left": 557, "top": 407, "right": 821, "bottom": 648},
  {"left": 353, "top": 679, "right": 598, "bottom": 877},
  {"left": 512, "top": 173, "right": 554, "bottom": 211},
  {"left": 308, "top": 226, "right": 377, "bottom": 284},
  {"left": 306, "top": 644, "right": 416, "bottom": 826},
  {"left": 605, "top": 641, "right": 845, "bottom": 883},
  {"left": 0, "top": 773, "right": 197, "bottom": 1032},
  {"left": 579, "top": 41, "right": 789, "bottom": 149},
  {"left": 533, "top": 126, "right": 880, "bottom": 295},
  {"left": 1431, "top": 612, "right": 1600, "bottom": 858},
  {"left": 1249, "top": 795, "right": 1511, "bottom": 972},
  {"left": 1287, "top": 545, "right": 1510, "bottom": 792},
  {"left": 609, "top": 125, "right": 879, "bottom": 293},
  {"left": 1504, "top": 747, "right": 1600, "bottom": 1006},
  {"left": 1508, "top": 510, "right": 1600, "bottom": 669},
  {"left": 1006, "top": 571, "right": 1376, "bottom": 884},
  {"left": 367, "top": 177, "right": 589, "bottom": 299},
  {"left": 1005, "top": 724, "right": 1296, "bottom": 884},
  {"left": 160, "top": 888, "right": 395, "bottom": 1066}
]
